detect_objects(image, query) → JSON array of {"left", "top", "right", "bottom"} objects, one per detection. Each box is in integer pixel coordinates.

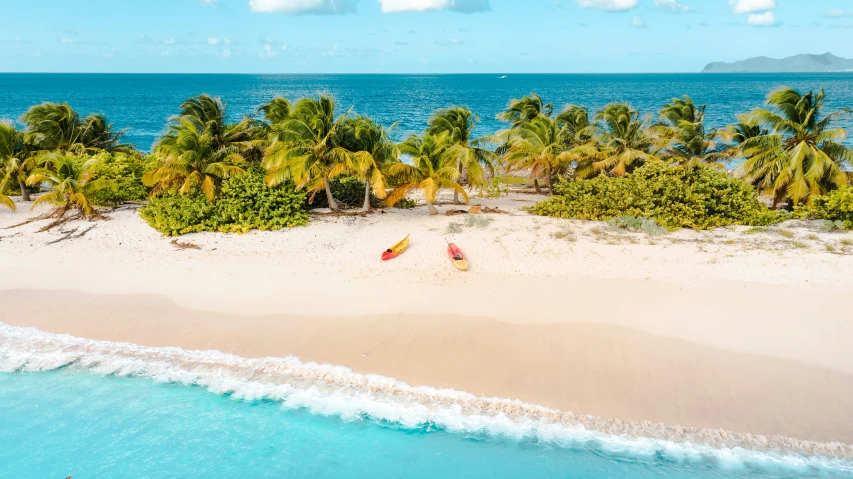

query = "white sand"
[{"left": 2, "top": 192, "right": 853, "bottom": 444}]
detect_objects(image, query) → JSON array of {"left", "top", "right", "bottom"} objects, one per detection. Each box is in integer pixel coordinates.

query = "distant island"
[{"left": 702, "top": 53, "right": 853, "bottom": 73}]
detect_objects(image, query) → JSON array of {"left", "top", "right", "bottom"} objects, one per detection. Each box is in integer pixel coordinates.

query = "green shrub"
[
  {"left": 530, "top": 162, "right": 786, "bottom": 230},
  {"left": 307, "top": 176, "right": 380, "bottom": 209},
  {"left": 139, "top": 193, "right": 216, "bottom": 236},
  {"left": 88, "top": 151, "right": 152, "bottom": 205},
  {"left": 140, "top": 167, "right": 309, "bottom": 236},
  {"left": 393, "top": 198, "right": 417, "bottom": 209},
  {"left": 606, "top": 215, "right": 667, "bottom": 235},
  {"left": 793, "top": 187, "right": 853, "bottom": 229}
]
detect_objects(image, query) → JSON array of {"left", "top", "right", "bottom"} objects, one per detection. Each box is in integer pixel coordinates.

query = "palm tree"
[
  {"left": 655, "top": 96, "right": 726, "bottom": 167},
  {"left": 79, "top": 114, "right": 132, "bottom": 153},
  {"left": 426, "top": 106, "right": 495, "bottom": 204},
  {"left": 497, "top": 93, "right": 553, "bottom": 129},
  {"left": 385, "top": 133, "right": 467, "bottom": 215},
  {"left": 258, "top": 97, "right": 292, "bottom": 125},
  {"left": 577, "top": 103, "right": 659, "bottom": 177},
  {"left": 21, "top": 102, "right": 83, "bottom": 154},
  {"left": 0, "top": 178, "right": 12, "bottom": 210},
  {"left": 337, "top": 116, "right": 399, "bottom": 212},
  {"left": 719, "top": 114, "right": 767, "bottom": 163},
  {"left": 20, "top": 102, "right": 128, "bottom": 155},
  {"left": 501, "top": 116, "right": 574, "bottom": 194},
  {"left": 555, "top": 105, "right": 591, "bottom": 141},
  {"left": 145, "top": 95, "right": 258, "bottom": 200},
  {"left": 262, "top": 95, "right": 352, "bottom": 211},
  {"left": 737, "top": 87, "right": 853, "bottom": 206},
  {"left": 145, "top": 118, "right": 246, "bottom": 201},
  {"left": 0, "top": 120, "right": 35, "bottom": 202},
  {"left": 26, "top": 155, "right": 110, "bottom": 218}
]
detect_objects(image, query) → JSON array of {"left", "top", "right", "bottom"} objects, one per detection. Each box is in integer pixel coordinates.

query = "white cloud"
[
  {"left": 199, "top": 0, "right": 219, "bottom": 6},
  {"left": 248, "top": 0, "right": 356, "bottom": 14},
  {"left": 208, "top": 37, "right": 220, "bottom": 45},
  {"left": 61, "top": 37, "right": 74, "bottom": 44},
  {"left": 33, "top": 51, "right": 42, "bottom": 57},
  {"left": 259, "top": 44, "right": 276, "bottom": 58},
  {"left": 163, "top": 38, "right": 176, "bottom": 45},
  {"left": 747, "top": 11, "right": 775, "bottom": 25},
  {"left": 220, "top": 48, "right": 232, "bottom": 58},
  {"left": 577, "top": 0, "right": 637, "bottom": 11},
  {"left": 729, "top": 0, "right": 775, "bottom": 14},
  {"left": 630, "top": 16, "right": 646, "bottom": 27},
  {"left": 654, "top": 0, "right": 690, "bottom": 13},
  {"left": 378, "top": 0, "right": 490, "bottom": 13}
]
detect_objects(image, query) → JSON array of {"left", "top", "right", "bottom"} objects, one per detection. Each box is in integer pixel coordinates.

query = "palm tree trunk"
[
  {"left": 533, "top": 179, "right": 542, "bottom": 195},
  {"left": 453, "top": 162, "right": 463, "bottom": 204},
  {"left": 426, "top": 200, "right": 438, "bottom": 216},
  {"left": 19, "top": 179, "right": 30, "bottom": 202},
  {"left": 324, "top": 178, "right": 339, "bottom": 212},
  {"left": 362, "top": 181, "right": 371, "bottom": 213}
]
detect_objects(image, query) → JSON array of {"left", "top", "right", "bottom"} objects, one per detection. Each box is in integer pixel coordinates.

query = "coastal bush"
[
  {"left": 140, "top": 167, "right": 309, "bottom": 236},
  {"left": 606, "top": 215, "right": 667, "bottom": 235},
  {"left": 306, "top": 176, "right": 380, "bottom": 209},
  {"left": 88, "top": 151, "right": 153, "bottom": 205},
  {"left": 793, "top": 187, "right": 853, "bottom": 229},
  {"left": 393, "top": 197, "right": 417, "bottom": 209},
  {"left": 530, "top": 162, "right": 785, "bottom": 230}
]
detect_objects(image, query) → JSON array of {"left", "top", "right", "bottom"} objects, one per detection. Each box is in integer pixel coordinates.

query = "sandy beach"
[{"left": 2, "top": 192, "right": 853, "bottom": 446}]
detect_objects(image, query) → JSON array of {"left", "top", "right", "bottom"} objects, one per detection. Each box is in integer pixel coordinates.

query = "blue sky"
[{"left": 2, "top": 0, "right": 853, "bottom": 73}]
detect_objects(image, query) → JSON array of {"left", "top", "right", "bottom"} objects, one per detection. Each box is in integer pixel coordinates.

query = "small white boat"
[{"left": 499, "top": 75, "right": 507, "bottom": 79}]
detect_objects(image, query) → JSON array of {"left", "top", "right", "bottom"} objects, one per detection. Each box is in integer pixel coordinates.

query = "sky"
[{"left": 2, "top": 0, "right": 853, "bottom": 73}]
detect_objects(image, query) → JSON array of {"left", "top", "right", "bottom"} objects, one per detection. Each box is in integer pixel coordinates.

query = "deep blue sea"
[
  {"left": 2, "top": 324, "right": 852, "bottom": 479},
  {"left": 1, "top": 73, "right": 853, "bottom": 152}
]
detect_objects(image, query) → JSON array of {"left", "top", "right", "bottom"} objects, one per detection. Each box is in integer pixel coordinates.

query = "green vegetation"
[
  {"left": 735, "top": 88, "right": 852, "bottom": 207},
  {"left": 385, "top": 132, "right": 468, "bottom": 215},
  {"left": 427, "top": 106, "right": 496, "bottom": 203},
  {"left": 307, "top": 176, "right": 380, "bottom": 210},
  {"left": 26, "top": 155, "right": 112, "bottom": 218},
  {"left": 140, "top": 167, "right": 308, "bottom": 235},
  {"left": 144, "top": 95, "right": 257, "bottom": 201},
  {"left": 530, "top": 162, "right": 784, "bottom": 230},
  {"left": 3, "top": 87, "right": 852, "bottom": 240},
  {"left": 88, "top": 152, "right": 153, "bottom": 206},
  {"left": 793, "top": 186, "right": 853, "bottom": 229},
  {"left": 606, "top": 216, "right": 667, "bottom": 236}
]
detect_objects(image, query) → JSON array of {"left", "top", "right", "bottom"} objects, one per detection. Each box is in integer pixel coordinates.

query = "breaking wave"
[{"left": 1, "top": 322, "right": 851, "bottom": 475}]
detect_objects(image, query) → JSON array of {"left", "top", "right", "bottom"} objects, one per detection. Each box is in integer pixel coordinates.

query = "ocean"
[
  {"left": 2, "top": 324, "right": 852, "bottom": 479},
  {"left": 4, "top": 74, "right": 853, "bottom": 478},
  {"left": 1, "top": 73, "right": 853, "bottom": 152}
]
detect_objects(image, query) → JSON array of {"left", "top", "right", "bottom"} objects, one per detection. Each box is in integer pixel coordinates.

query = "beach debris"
[
  {"left": 468, "top": 205, "right": 481, "bottom": 214},
  {"left": 481, "top": 206, "right": 508, "bottom": 214},
  {"left": 445, "top": 209, "right": 469, "bottom": 216},
  {"left": 309, "top": 210, "right": 369, "bottom": 218},
  {"left": 0, "top": 232, "right": 21, "bottom": 242},
  {"left": 170, "top": 239, "right": 202, "bottom": 250},
  {"left": 45, "top": 225, "right": 97, "bottom": 246}
]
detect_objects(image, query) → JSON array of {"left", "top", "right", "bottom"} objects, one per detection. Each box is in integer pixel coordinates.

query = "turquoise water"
[
  {"left": 2, "top": 324, "right": 853, "bottom": 478},
  {"left": 0, "top": 370, "right": 848, "bottom": 479},
  {"left": 1, "top": 73, "right": 853, "bottom": 151}
]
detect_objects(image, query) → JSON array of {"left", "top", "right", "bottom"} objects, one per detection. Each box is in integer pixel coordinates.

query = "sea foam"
[{"left": 1, "top": 322, "right": 851, "bottom": 474}]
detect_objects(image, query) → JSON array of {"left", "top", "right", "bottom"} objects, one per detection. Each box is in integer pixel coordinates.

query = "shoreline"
[
  {"left": 2, "top": 193, "right": 853, "bottom": 449},
  {"left": 4, "top": 288, "right": 853, "bottom": 447}
]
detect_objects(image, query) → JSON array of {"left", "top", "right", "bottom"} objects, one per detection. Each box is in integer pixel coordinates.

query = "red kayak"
[{"left": 446, "top": 243, "right": 468, "bottom": 271}]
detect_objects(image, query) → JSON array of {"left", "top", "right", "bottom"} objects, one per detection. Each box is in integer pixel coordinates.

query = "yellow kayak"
[{"left": 382, "top": 235, "right": 410, "bottom": 261}]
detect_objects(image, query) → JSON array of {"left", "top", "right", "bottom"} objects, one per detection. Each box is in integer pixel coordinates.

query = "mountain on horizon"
[{"left": 702, "top": 53, "right": 853, "bottom": 73}]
